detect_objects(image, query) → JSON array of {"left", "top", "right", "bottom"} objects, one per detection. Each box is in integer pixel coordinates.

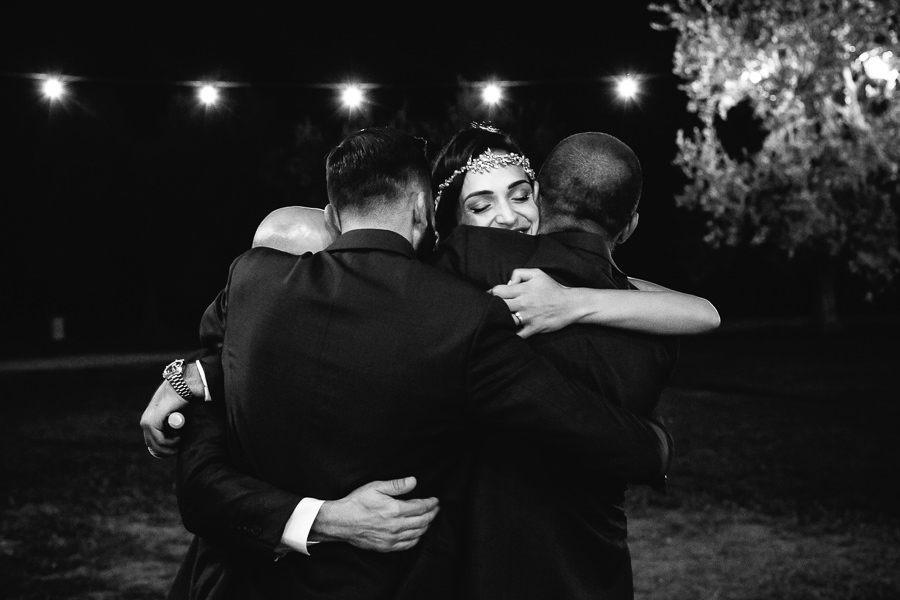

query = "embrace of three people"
[{"left": 141, "top": 123, "right": 720, "bottom": 600}]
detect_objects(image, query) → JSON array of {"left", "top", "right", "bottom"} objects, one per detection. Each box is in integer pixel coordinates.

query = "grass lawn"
[{"left": 2, "top": 317, "right": 899, "bottom": 599}]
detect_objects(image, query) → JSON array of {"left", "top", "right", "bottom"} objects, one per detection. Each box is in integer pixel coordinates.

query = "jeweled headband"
[{"left": 434, "top": 149, "right": 536, "bottom": 212}]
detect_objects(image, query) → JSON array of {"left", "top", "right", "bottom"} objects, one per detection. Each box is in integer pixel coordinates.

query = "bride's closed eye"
[
  {"left": 466, "top": 200, "right": 493, "bottom": 214},
  {"left": 508, "top": 182, "right": 534, "bottom": 203}
]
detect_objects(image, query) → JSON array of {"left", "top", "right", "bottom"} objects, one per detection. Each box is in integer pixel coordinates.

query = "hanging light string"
[{"left": 2, "top": 70, "right": 646, "bottom": 109}]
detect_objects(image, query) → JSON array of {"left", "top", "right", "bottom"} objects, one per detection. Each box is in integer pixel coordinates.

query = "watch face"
[{"left": 162, "top": 359, "right": 184, "bottom": 378}]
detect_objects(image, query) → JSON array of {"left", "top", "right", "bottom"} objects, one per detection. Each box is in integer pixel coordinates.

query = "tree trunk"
[{"left": 813, "top": 258, "right": 841, "bottom": 335}]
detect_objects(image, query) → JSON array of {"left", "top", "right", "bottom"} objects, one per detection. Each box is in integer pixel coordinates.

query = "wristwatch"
[{"left": 162, "top": 358, "right": 197, "bottom": 401}]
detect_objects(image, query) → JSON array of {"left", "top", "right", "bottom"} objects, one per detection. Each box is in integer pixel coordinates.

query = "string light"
[
  {"left": 41, "top": 76, "right": 66, "bottom": 101},
  {"left": 616, "top": 75, "right": 639, "bottom": 100},
  {"left": 481, "top": 83, "right": 503, "bottom": 106},
  {"left": 7, "top": 70, "right": 653, "bottom": 117},
  {"left": 340, "top": 84, "right": 365, "bottom": 109},
  {"left": 197, "top": 84, "right": 220, "bottom": 106}
]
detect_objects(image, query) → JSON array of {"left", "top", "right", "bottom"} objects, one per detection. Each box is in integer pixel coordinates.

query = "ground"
[{"left": 2, "top": 316, "right": 898, "bottom": 599}]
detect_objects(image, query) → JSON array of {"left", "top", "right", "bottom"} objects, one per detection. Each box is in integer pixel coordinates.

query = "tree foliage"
[{"left": 652, "top": 0, "right": 900, "bottom": 302}]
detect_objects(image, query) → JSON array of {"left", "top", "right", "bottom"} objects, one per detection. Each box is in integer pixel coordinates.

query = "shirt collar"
[
  {"left": 325, "top": 229, "right": 417, "bottom": 258},
  {"left": 544, "top": 230, "right": 632, "bottom": 281},
  {"left": 545, "top": 230, "right": 614, "bottom": 262}
]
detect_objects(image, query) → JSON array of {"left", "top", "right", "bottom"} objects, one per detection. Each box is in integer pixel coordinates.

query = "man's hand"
[
  {"left": 140, "top": 380, "right": 190, "bottom": 457},
  {"left": 311, "top": 477, "right": 440, "bottom": 552},
  {"left": 489, "top": 268, "right": 577, "bottom": 338}
]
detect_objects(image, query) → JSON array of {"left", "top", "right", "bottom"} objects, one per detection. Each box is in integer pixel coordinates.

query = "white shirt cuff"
[
  {"left": 280, "top": 498, "right": 325, "bottom": 555},
  {"left": 194, "top": 361, "right": 212, "bottom": 401}
]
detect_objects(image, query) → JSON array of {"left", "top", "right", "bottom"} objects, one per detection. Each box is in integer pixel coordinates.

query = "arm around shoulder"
[
  {"left": 176, "top": 400, "right": 303, "bottom": 557},
  {"left": 624, "top": 277, "right": 721, "bottom": 334},
  {"left": 490, "top": 268, "right": 721, "bottom": 337}
]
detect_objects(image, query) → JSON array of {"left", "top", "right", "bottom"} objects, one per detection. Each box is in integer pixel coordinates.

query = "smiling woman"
[
  {"left": 449, "top": 150, "right": 539, "bottom": 234},
  {"left": 431, "top": 123, "right": 540, "bottom": 241}
]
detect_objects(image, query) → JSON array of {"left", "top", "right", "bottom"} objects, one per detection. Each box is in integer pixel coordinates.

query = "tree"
[{"left": 652, "top": 0, "right": 900, "bottom": 332}]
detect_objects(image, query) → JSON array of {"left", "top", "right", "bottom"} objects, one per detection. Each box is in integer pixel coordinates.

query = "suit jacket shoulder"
[{"left": 429, "top": 225, "right": 540, "bottom": 290}]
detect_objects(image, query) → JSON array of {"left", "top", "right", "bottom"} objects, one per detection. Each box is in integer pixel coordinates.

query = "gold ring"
[{"left": 512, "top": 311, "right": 523, "bottom": 327}]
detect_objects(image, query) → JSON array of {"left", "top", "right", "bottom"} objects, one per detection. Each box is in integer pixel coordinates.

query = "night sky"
[{"left": 1, "top": 4, "right": 756, "bottom": 356}]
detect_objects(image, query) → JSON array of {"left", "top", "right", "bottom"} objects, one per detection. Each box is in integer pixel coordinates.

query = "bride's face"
[{"left": 456, "top": 162, "right": 539, "bottom": 235}]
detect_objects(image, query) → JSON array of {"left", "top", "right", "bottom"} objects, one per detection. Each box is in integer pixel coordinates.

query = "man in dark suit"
[
  {"left": 159, "top": 127, "right": 670, "bottom": 599},
  {"left": 430, "top": 131, "right": 681, "bottom": 599}
]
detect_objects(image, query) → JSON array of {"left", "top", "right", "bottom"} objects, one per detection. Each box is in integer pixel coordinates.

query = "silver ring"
[
  {"left": 512, "top": 311, "right": 523, "bottom": 327},
  {"left": 148, "top": 446, "right": 163, "bottom": 459}
]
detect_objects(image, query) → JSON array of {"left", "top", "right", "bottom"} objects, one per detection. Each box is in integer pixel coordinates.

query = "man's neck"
[
  {"left": 539, "top": 221, "right": 621, "bottom": 268},
  {"left": 339, "top": 220, "right": 414, "bottom": 246},
  {"left": 539, "top": 219, "right": 608, "bottom": 241}
]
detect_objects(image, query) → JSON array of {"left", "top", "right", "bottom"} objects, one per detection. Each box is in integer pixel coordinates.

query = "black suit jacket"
[
  {"left": 430, "top": 225, "right": 679, "bottom": 600},
  {"left": 172, "top": 229, "right": 669, "bottom": 600}
]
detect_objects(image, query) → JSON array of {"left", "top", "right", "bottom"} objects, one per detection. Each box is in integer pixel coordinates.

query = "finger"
[
  {"left": 392, "top": 525, "right": 433, "bottom": 543},
  {"left": 393, "top": 520, "right": 436, "bottom": 541},
  {"left": 518, "top": 321, "right": 546, "bottom": 339},
  {"left": 501, "top": 297, "right": 523, "bottom": 314},
  {"left": 393, "top": 496, "right": 440, "bottom": 516},
  {"left": 147, "top": 428, "right": 180, "bottom": 449},
  {"left": 507, "top": 268, "right": 539, "bottom": 285},
  {"left": 144, "top": 433, "right": 179, "bottom": 457},
  {"left": 397, "top": 506, "right": 440, "bottom": 528},
  {"left": 147, "top": 442, "right": 177, "bottom": 458},
  {"left": 370, "top": 476, "right": 417, "bottom": 497},
  {"left": 488, "top": 289, "right": 521, "bottom": 312},
  {"left": 149, "top": 433, "right": 179, "bottom": 453},
  {"left": 489, "top": 284, "right": 527, "bottom": 301},
  {"left": 383, "top": 538, "right": 421, "bottom": 552},
  {"left": 488, "top": 283, "right": 512, "bottom": 298},
  {"left": 157, "top": 436, "right": 181, "bottom": 449}
]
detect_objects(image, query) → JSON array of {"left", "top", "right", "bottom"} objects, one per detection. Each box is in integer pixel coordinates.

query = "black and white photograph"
[{"left": 2, "top": 2, "right": 898, "bottom": 599}]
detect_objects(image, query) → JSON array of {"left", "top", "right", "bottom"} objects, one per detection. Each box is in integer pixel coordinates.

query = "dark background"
[{"left": 1, "top": 4, "right": 893, "bottom": 358}]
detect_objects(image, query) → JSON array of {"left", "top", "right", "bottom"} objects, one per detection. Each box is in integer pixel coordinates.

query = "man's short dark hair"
[
  {"left": 537, "top": 132, "right": 642, "bottom": 238},
  {"left": 326, "top": 127, "right": 432, "bottom": 216}
]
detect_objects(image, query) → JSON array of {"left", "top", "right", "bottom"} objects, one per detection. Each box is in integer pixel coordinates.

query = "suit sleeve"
[
  {"left": 176, "top": 400, "right": 303, "bottom": 557},
  {"left": 429, "top": 225, "right": 532, "bottom": 289},
  {"left": 166, "top": 289, "right": 227, "bottom": 401},
  {"left": 466, "top": 297, "right": 671, "bottom": 484},
  {"left": 176, "top": 253, "right": 302, "bottom": 557}
]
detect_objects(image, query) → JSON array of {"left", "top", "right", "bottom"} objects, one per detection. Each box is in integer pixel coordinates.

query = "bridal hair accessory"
[
  {"left": 472, "top": 122, "right": 500, "bottom": 133},
  {"left": 434, "top": 149, "right": 535, "bottom": 211}
]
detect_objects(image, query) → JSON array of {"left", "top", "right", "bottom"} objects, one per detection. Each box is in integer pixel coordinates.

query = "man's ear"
[
  {"left": 324, "top": 204, "right": 342, "bottom": 238},
  {"left": 616, "top": 212, "right": 639, "bottom": 245},
  {"left": 412, "top": 191, "right": 430, "bottom": 227},
  {"left": 531, "top": 180, "right": 542, "bottom": 234}
]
